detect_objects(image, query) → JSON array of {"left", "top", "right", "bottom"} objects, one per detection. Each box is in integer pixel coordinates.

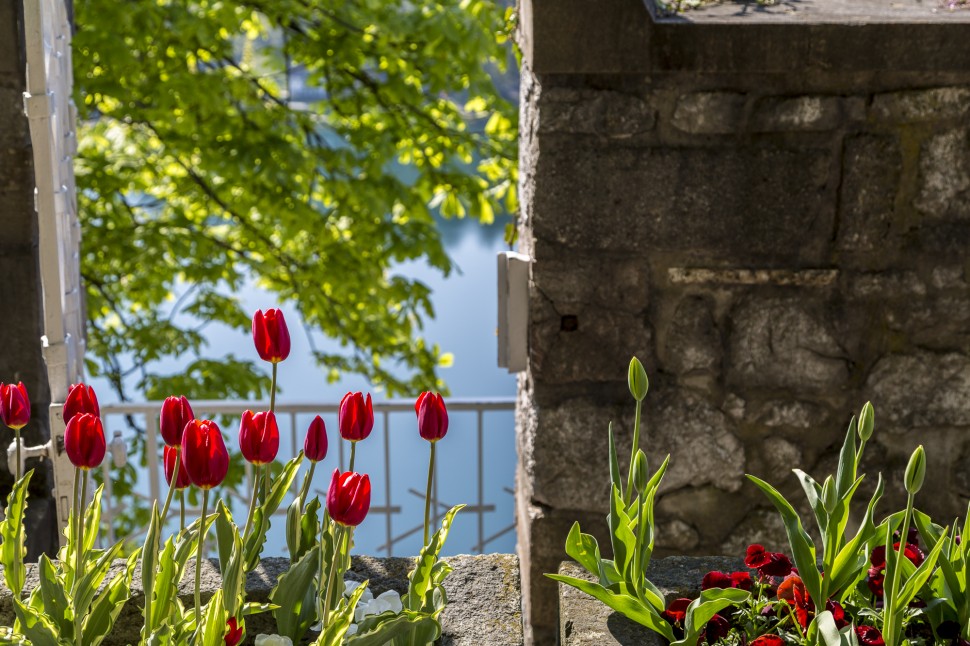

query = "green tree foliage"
[{"left": 72, "top": 0, "right": 518, "bottom": 405}]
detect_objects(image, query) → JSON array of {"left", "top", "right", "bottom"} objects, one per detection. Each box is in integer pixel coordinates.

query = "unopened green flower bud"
[
  {"left": 628, "top": 357, "right": 649, "bottom": 402},
  {"left": 821, "top": 475, "right": 838, "bottom": 514},
  {"left": 904, "top": 445, "right": 926, "bottom": 495},
  {"left": 858, "top": 402, "right": 874, "bottom": 442},
  {"left": 633, "top": 449, "right": 648, "bottom": 495}
]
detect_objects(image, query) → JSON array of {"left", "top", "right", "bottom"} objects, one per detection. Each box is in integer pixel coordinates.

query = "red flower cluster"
[
  {"left": 867, "top": 541, "right": 925, "bottom": 596},
  {"left": 745, "top": 544, "right": 793, "bottom": 577},
  {"left": 701, "top": 571, "right": 752, "bottom": 591}
]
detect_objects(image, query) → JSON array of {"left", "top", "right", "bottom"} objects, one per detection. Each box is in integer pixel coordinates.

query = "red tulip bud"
[
  {"left": 160, "top": 395, "right": 195, "bottom": 447},
  {"left": 63, "top": 383, "right": 100, "bottom": 425},
  {"left": 164, "top": 445, "right": 190, "bottom": 489},
  {"left": 238, "top": 410, "right": 280, "bottom": 465},
  {"left": 338, "top": 392, "right": 373, "bottom": 442},
  {"left": 181, "top": 419, "right": 229, "bottom": 489},
  {"left": 415, "top": 392, "right": 448, "bottom": 442},
  {"left": 65, "top": 413, "right": 106, "bottom": 470},
  {"left": 326, "top": 468, "right": 371, "bottom": 527},
  {"left": 0, "top": 382, "right": 30, "bottom": 430},
  {"left": 304, "top": 415, "right": 328, "bottom": 462},
  {"left": 252, "top": 309, "right": 291, "bottom": 363}
]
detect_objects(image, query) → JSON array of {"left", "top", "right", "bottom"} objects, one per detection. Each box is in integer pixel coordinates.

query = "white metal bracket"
[{"left": 497, "top": 251, "right": 532, "bottom": 373}]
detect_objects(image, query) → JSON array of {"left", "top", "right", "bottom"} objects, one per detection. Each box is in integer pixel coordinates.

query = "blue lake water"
[{"left": 92, "top": 215, "right": 518, "bottom": 557}]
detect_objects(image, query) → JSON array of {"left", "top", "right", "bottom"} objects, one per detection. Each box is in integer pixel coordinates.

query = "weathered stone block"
[
  {"left": 532, "top": 144, "right": 833, "bottom": 263},
  {"left": 915, "top": 128, "right": 970, "bottom": 220},
  {"left": 656, "top": 486, "right": 747, "bottom": 548},
  {"left": 529, "top": 295, "right": 652, "bottom": 385},
  {"left": 540, "top": 88, "right": 655, "bottom": 137},
  {"left": 865, "top": 351, "right": 970, "bottom": 431},
  {"left": 0, "top": 555, "right": 523, "bottom": 646},
  {"left": 663, "top": 295, "right": 721, "bottom": 376},
  {"left": 671, "top": 92, "right": 746, "bottom": 135},
  {"left": 837, "top": 135, "right": 901, "bottom": 252},
  {"left": 750, "top": 96, "right": 845, "bottom": 132},
  {"left": 532, "top": 255, "right": 649, "bottom": 312},
  {"left": 646, "top": 389, "right": 745, "bottom": 495},
  {"left": 558, "top": 557, "right": 745, "bottom": 646},
  {"left": 727, "top": 295, "right": 849, "bottom": 393},
  {"left": 871, "top": 87, "right": 970, "bottom": 124}
]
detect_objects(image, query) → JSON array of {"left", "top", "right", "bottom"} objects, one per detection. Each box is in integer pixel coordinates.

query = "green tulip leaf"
[
  {"left": 83, "top": 551, "right": 137, "bottom": 646},
  {"left": 405, "top": 504, "right": 463, "bottom": 614},
  {"left": 545, "top": 573, "right": 675, "bottom": 641},
  {"left": 0, "top": 470, "right": 32, "bottom": 598},
  {"left": 271, "top": 543, "right": 320, "bottom": 641}
]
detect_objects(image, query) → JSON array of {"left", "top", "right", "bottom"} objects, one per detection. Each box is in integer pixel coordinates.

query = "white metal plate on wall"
[{"left": 497, "top": 251, "right": 531, "bottom": 373}]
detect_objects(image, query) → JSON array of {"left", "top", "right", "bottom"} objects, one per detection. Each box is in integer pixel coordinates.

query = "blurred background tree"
[{"left": 72, "top": 0, "right": 518, "bottom": 405}]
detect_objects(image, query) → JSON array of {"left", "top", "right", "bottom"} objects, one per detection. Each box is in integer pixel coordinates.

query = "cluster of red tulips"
[{"left": 2, "top": 308, "right": 452, "bottom": 644}]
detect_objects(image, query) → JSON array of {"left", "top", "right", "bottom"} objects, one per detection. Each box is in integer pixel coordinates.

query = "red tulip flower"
[
  {"left": 238, "top": 410, "right": 280, "bottom": 465},
  {"left": 338, "top": 392, "right": 373, "bottom": 442},
  {"left": 855, "top": 626, "right": 886, "bottom": 646},
  {"left": 326, "top": 469, "right": 371, "bottom": 527},
  {"left": 63, "top": 383, "right": 100, "bottom": 425},
  {"left": 304, "top": 415, "right": 328, "bottom": 462},
  {"left": 252, "top": 309, "right": 291, "bottom": 364},
  {"left": 160, "top": 395, "right": 195, "bottom": 447},
  {"left": 224, "top": 617, "right": 243, "bottom": 646},
  {"left": 181, "top": 419, "right": 229, "bottom": 489},
  {"left": 416, "top": 392, "right": 448, "bottom": 442},
  {"left": 164, "top": 445, "right": 190, "bottom": 489},
  {"left": 64, "top": 413, "right": 106, "bottom": 470},
  {"left": 0, "top": 382, "right": 30, "bottom": 430}
]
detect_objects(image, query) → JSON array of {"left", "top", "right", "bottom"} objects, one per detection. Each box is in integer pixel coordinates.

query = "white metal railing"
[{"left": 97, "top": 398, "right": 517, "bottom": 556}]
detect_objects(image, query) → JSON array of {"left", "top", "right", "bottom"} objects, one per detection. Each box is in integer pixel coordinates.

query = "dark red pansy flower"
[
  {"left": 701, "top": 571, "right": 734, "bottom": 590},
  {"left": 662, "top": 598, "right": 691, "bottom": 625},
  {"left": 745, "top": 544, "right": 794, "bottom": 577},
  {"left": 751, "top": 636, "right": 785, "bottom": 646},
  {"left": 777, "top": 574, "right": 813, "bottom": 629},
  {"left": 731, "top": 571, "right": 753, "bottom": 591},
  {"left": 867, "top": 543, "right": 925, "bottom": 596},
  {"left": 825, "top": 600, "right": 849, "bottom": 628},
  {"left": 855, "top": 625, "right": 885, "bottom": 646},
  {"left": 703, "top": 614, "right": 731, "bottom": 643},
  {"left": 224, "top": 617, "right": 243, "bottom": 645}
]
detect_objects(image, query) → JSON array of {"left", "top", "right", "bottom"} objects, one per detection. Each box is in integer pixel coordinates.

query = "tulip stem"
[
  {"left": 159, "top": 449, "right": 180, "bottom": 524},
  {"left": 263, "top": 463, "right": 270, "bottom": 508},
  {"left": 624, "top": 399, "right": 643, "bottom": 508},
  {"left": 270, "top": 362, "right": 278, "bottom": 414},
  {"left": 14, "top": 428, "right": 21, "bottom": 482},
  {"left": 322, "top": 524, "right": 345, "bottom": 629},
  {"left": 243, "top": 465, "right": 260, "bottom": 541},
  {"left": 423, "top": 442, "right": 436, "bottom": 547},
  {"left": 349, "top": 441, "right": 356, "bottom": 473},
  {"left": 195, "top": 489, "right": 210, "bottom": 625},
  {"left": 179, "top": 490, "right": 185, "bottom": 532},
  {"left": 75, "top": 468, "right": 87, "bottom": 646},
  {"left": 299, "top": 461, "right": 317, "bottom": 508}
]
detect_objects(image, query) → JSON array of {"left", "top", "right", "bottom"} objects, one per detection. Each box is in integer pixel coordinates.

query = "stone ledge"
[
  {"left": 0, "top": 554, "right": 523, "bottom": 646},
  {"left": 522, "top": 0, "right": 970, "bottom": 74},
  {"left": 558, "top": 556, "right": 745, "bottom": 646}
]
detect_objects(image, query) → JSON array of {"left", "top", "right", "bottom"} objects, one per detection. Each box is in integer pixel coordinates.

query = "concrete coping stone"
[
  {"left": 0, "top": 553, "right": 523, "bottom": 646},
  {"left": 558, "top": 556, "right": 746, "bottom": 646}
]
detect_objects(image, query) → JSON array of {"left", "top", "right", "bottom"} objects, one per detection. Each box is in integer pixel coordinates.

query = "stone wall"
[
  {"left": 515, "top": 1, "right": 970, "bottom": 643},
  {"left": 0, "top": 0, "right": 58, "bottom": 558}
]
